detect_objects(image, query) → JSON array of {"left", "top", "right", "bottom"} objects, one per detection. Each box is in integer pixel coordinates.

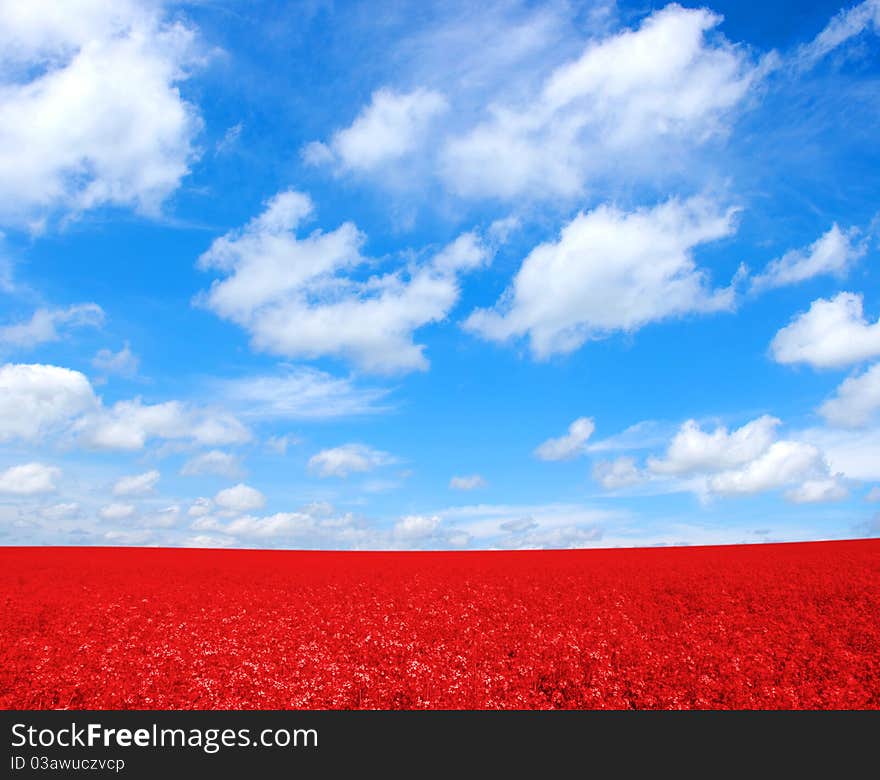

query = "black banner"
[{"left": 1, "top": 710, "right": 877, "bottom": 777}]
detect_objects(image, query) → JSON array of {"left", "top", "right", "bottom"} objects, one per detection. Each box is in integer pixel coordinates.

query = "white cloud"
[
  {"left": 432, "top": 231, "right": 493, "bottom": 273},
  {"left": 184, "top": 534, "right": 235, "bottom": 548},
  {"left": 187, "top": 497, "right": 212, "bottom": 517},
  {"left": 112, "top": 469, "right": 159, "bottom": 496},
  {"left": 265, "top": 434, "right": 300, "bottom": 455},
  {"left": 751, "top": 224, "right": 866, "bottom": 292},
  {"left": 186, "top": 503, "right": 388, "bottom": 548},
  {"left": 72, "top": 498, "right": 619, "bottom": 550},
  {"left": 861, "top": 514, "right": 880, "bottom": 537},
  {"left": 442, "top": 5, "right": 762, "bottom": 200},
  {"left": 41, "top": 502, "right": 80, "bottom": 520},
  {"left": 0, "top": 363, "right": 98, "bottom": 442},
  {"left": 534, "top": 417, "right": 595, "bottom": 461},
  {"left": 393, "top": 514, "right": 440, "bottom": 539},
  {"left": 198, "top": 190, "right": 492, "bottom": 373},
  {"left": 587, "top": 420, "right": 675, "bottom": 453},
  {"left": 466, "top": 197, "right": 738, "bottom": 358},
  {"left": 0, "top": 0, "right": 202, "bottom": 226},
  {"left": 785, "top": 477, "right": 848, "bottom": 504},
  {"left": 771, "top": 292, "right": 880, "bottom": 369},
  {"left": 867, "top": 486, "right": 880, "bottom": 502},
  {"left": 499, "top": 516, "right": 538, "bottom": 533},
  {"left": 77, "top": 398, "right": 251, "bottom": 451},
  {"left": 0, "top": 304, "right": 104, "bottom": 348},
  {"left": 215, "top": 122, "right": 243, "bottom": 155},
  {"left": 308, "top": 443, "right": 395, "bottom": 478},
  {"left": 707, "top": 441, "right": 825, "bottom": 496},
  {"left": 99, "top": 502, "right": 136, "bottom": 520},
  {"left": 180, "top": 450, "right": 245, "bottom": 479},
  {"left": 213, "top": 483, "right": 265, "bottom": 514},
  {"left": 591, "top": 415, "right": 843, "bottom": 500},
  {"left": 648, "top": 416, "right": 780, "bottom": 475},
  {"left": 0, "top": 243, "right": 14, "bottom": 294},
  {"left": 797, "top": 426, "right": 880, "bottom": 482},
  {"left": 440, "top": 502, "right": 613, "bottom": 549},
  {"left": 224, "top": 512, "right": 317, "bottom": 539},
  {"left": 103, "top": 529, "right": 152, "bottom": 545},
  {"left": 306, "top": 87, "right": 448, "bottom": 172},
  {"left": 449, "top": 474, "right": 487, "bottom": 490},
  {"left": 0, "top": 362, "right": 251, "bottom": 452},
  {"left": 592, "top": 457, "right": 643, "bottom": 489},
  {"left": 92, "top": 342, "right": 139, "bottom": 378},
  {"left": 819, "top": 363, "right": 880, "bottom": 428},
  {"left": 220, "top": 366, "right": 389, "bottom": 419},
  {"left": 139, "top": 504, "right": 180, "bottom": 528},
  {"left": 796, "top": 0, "right": 880, "bottom": 67},
  {"left": 0, "top": 462, "right": 60, "bottom": 494}
]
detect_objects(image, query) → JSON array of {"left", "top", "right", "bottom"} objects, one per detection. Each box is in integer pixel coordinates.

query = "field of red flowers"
[{"left": 1, "top": 540, "right": 879, "bottom": 709}]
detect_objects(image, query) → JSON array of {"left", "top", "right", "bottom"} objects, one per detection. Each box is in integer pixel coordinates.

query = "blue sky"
[{"left": 0, "top": 0, "right": 879, "bottom": 549}]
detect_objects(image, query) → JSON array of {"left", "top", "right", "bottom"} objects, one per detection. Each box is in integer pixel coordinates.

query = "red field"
[{"left": 2, "top": 540, "right": 879, "bottom": 709}]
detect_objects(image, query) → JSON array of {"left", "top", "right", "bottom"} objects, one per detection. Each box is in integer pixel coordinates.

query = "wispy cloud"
[{"left": 218, "top": 366, "right": 392, "bottom": 419}]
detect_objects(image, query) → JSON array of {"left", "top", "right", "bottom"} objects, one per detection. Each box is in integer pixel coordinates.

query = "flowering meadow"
[{"left": 2, "top": 540, "right": 878, "bottom": 709}]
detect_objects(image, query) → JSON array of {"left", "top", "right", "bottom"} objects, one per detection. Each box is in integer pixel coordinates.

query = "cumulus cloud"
[
  {"left": 185, "top": 534, "right": 235, "bottom": 548},
  {"left": 307, "top": 443, "right": 395, "bottom": 478},
  {"left": 648, "top": 415, "right": 780, "bottom": 475},
  {"left": 867, "top": 486, "right": 880, "bottom": 502},
  {"left": 41, "top": 502, "right": 80, "bottom": 520},
  {"left": 213, "top": 483, "right": 266, "bottom": 514},
  {"left": 197, "top": 190, "right": 492, "bottom": 373},
  {"left": 798, "top": 426, "right": 880, "bottom": 482},
  {"left": 130, "top": 500, "right": 622, "bottom": 550},
  {"left": 432, "top": 232, "right": 493, "bottom": 273},
  {"left": 92, "top": 342, "right": 139, "bottom": 378},
  {"left": 0, "top": 363, "right": 98, "bottom": 442},
  {"left": 534, "top": 417, "right": 595, "bottom": 461},
  {"left": 591, "top": 415, "right": 841, "bottom": 500},
  {"left": 180, "top": 450, "right": 245, "bottom": 479},
  {"left": 819, "top": 362, "right": 880, "bottom": 428},
  {"left": 112, "top": 469, "right": 159, "bottom": 496},
  {"left": 139, "top": 504, "right": 180, "bottom": 529},
  {"left": 0, "top": 462, "right": 60, "bottom": 494},
  {"left": 499, "top": 516, "right": 538, "bottom": 533},
  {"left": 465, "top": 197, "right": 739, "bottom": 358},
  {"left": 707, "top": 441, "right": 826, "bottom": 496},
  {"left": 103, "top": 529, "right": 152, "bottom": 545},
  {"left": 449, "top": 474, "right": 487, "bottom": 490},
  {"left": 0, "top": 0, "right": 203, "bottom": 226},
  {"left": 785, "top": 477, "right": 848, "bottom": 504},
  {"left": 393, "top": 514, "right": 441, "bottom": 539},
  {"left": 265, "top": 434, "right": 300, "bottom": 455},
  {"left": 304, "top": 87, "right": 448, "bottom": 172},
  {"left": 751, "top": 224, "right": 866, "bottom": 292},
  {"left": 187, "top": 497, "right": 212, "bottom": 517},
  {"left": 187, "top": 502, "right": 377, "bottom": 548},
  {"left": 861, "top": 513, "right": 880, "bottom": 537},
  {"left": 223, "top": 512, "right": 320, "bottom": 539},
  {"left": 0, "top": 304, "right": 104, "bottom": 349},
  {"left": 770, "top": 292, "right": 880, "bottom": 369},
  {"left": 0, "top": 362, "right": 251, "bottom": 452},
  {"left": 441, "top": 502, "right": 612, "bottom": 549},
  {"left": 592, "top": 457, "right": 643, "bottom": 489},
  {"left": 99, "top": 502, "right": 136, "bottom": 521},
  {"left": 76, "top": 398, "right": 251, "bottom": 451},
  {"left": 441, "top": 5, "right": 763, "bottom": 200}
]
